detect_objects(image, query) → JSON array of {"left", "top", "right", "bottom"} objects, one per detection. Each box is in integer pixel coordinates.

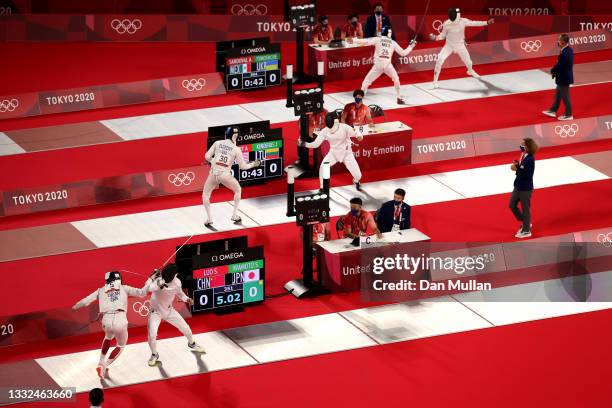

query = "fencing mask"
[
  {"left": 225, "top": 126, "right": 239, "bottom": 144},
  {"left": 325, "top": 112, "right": 339, "bottom": 131},
  {"left": 381, "top": 26, "right": 392, "bottom": 38},
  {"left": 105, "top": 271, "right": 121, "bottom": 286},
  {"left": 448, "top": 8, "right": 460, "bottom": 22},
  {"left": 161, "top": 263, "right": 178, "bottom": 286}
]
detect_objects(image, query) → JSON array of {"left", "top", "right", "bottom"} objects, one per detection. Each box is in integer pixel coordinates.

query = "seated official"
[
  {"left": 376, "top": 188, "right": 411, "bottom": 233},
  {"left": 313, "top": 15, "right": 333, "bottom": 45},
  {"left": 342, "top": 14, "right": 364, "bottom": 39},
  {"left": 341, "top": 89, "right": 374, "bottom": 128},
  {"left": 344, "top": 197, "right": 383, "bottom": 239}
]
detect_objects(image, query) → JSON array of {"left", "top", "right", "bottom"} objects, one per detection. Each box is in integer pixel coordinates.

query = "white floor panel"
[
  {"left": 533, "top": 156, "right": 609, "bottom": 188},
  {"left": 223, "top": 313, "right": 376, "bottom": 363},
  {"left": 328, "top": 83, "right": 443, "bottom": 111},
  {"left": 340, "top": 296, "right": 492, "bottom": 344},
  {"left": 238, "top": 190, "right": 350, "bottom": 226},
  {"left": 454, "top": 270, "right": 612, "bottom": 326},
  {"left": 72, "top": 203, "right": 257, "bottom": 248},
  {"left": 430, "top": 156, "right": 609, "bottom": 198},
  {"left": 334, "top": 175, "right": 464, "bottom": 211},
  {"left": 0, "top": 132, "right": 25, "bottom": 156},
  {"left": 241, "top": 97, "right": 345, "bottom": 124},
  {"left": 35, "top": 331, "right": 257, "bottom": 393},
  {"left": 101, "top": 106, "right": 259, "bottom": 140}
]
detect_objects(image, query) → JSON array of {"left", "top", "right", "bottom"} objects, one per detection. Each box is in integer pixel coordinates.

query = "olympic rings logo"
[
  {"left": 168, "top": 172, "right": 196, "bottom": 186},
  {"left": 520, "top": 40, "right": 542, "bottom": 53},
  {"left": 597, "top": 233, "right": 612, "bottom": 248},
  {"left": 110, "top": 19, "right": 143, "bottom": 35},
  {"left": 231, "top": 4, "right": 268, "bottom": 15},
  {"left": 0, "top": 99, "right": 19, "bottom": 113},
  {"left": 182, "top": 78, "right": 206, "bottom": 92},
  {"left": 133, "top": 300, "right": 151, "bottom": 317},
  {"left": 554, "top": 124, "right": 579, "bottom": 138},
  {"left": 432, "top": 19, "right": 444, "bottom": 34}
]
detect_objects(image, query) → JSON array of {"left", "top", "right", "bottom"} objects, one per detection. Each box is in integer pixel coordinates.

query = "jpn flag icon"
[{"left": 243, "top": 269, "right": 260, "bottom": 282}]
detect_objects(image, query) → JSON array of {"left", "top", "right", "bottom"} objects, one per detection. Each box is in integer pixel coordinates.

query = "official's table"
[
  {"left": 308, "top": 42, "right": 374, "bottom": 81},
  {"left": 320, "top": 121, "right": 412, "bottom": 172},
  {"left": 316, "top": 228, "right": 430, "bottom": 291}
]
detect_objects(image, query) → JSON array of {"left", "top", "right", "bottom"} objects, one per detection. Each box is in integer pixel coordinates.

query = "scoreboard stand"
[
  {"left": 284, "top": 163, "right": 331, "bottom": 298},
  {"left": 286, "top": 3, "right": 318, "bottom": 84}
]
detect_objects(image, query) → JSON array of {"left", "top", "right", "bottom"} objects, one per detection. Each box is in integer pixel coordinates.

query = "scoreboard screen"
[
  {"left": 191, "top": 246, "right": 265, "bottom": 312},
  {"left": 226, "top": 43, "right": 282, "bottom": 91}
]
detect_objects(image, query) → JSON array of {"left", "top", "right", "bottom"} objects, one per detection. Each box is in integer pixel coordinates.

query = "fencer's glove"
[
  {"left": 409, "top": 39, "right": 417, "bottom": 47},
  {"left": 156, "top": 277, "right": 168, "bottom": 289},
  {"left": 72, "top": 302, "right": 81, "bottom": 310},
  {"left": 429, "top": 33, "right": 436, "bottom": 41},
  {"left": 297, "top": 139, "right": 305, "bottom": 147},
  {"left": 253, "top": 160, "right": 262, "bottom": 167},
  {"left": 487, "top": 18, "right": 494, "bottom": 25}
]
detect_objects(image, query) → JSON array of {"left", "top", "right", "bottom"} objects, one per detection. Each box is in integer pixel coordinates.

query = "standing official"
[
  {"left": 509, "top": 138, "right": 538, "bottom": 239},
  {"left": 542, "top": 33, "right": 574, "bottom": 120},
  {"left": 376, "top": 188, "right": 411, "bottom": 233}
]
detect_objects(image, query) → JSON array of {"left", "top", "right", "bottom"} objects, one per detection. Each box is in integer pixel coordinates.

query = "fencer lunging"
[
  {"left": 73, "top": 271, "right": 148, "bottom": 379},
  {"left": 352, "top": 28, "right": 417, "bottom": 104},
  {"left": 300, "top": 112, "right": 364, "bottom": 191},
  {"left": 145, "top": 264, "right": 205, "bottom": 367},
  {"left": 202, "top": 126, "right": 261, "bottom": 226},
  {"left": 429, "top": 7, "right": 494, "bottom": 88}
]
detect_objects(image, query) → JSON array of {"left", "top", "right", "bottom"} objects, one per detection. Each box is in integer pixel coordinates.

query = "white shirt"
[
  {"left": 435, "top": 18, "right": 488, "bottom": 46},
  {"left": 146, "top": 276, "right": 190, "bottom": 318},
  {"left": 306, "top": 123, "right": 361, "bottom": 162},
  {"left": 76, "top": 283, "right": 147, "bottom": 314},
  {"left": 205, "top": 139, "right": 257, "bottom": 175},
  {"left": 354, "top": 36, "right": 415, "bottom": 64}
]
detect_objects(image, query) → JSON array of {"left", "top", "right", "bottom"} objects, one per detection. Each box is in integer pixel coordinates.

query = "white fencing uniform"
[
  {"left": 305, "top": 123, "right": 362, "bottom": 186},
  {"left": 355, "top": 36, "right": 416, "bottom": 98},
  {"left": 145, "top": 276, "right": 194, "bottom": 354},
  {"left": 432, "top": 18, "right": 488, "bottom": 83},
  {"left": 202, "top": 139, "right": 259, "bottom": 223},
  {"left": 75, "top": 283, "right": 147, "bottom": 347}
]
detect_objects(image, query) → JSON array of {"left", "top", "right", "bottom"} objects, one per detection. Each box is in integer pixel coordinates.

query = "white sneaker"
[
  {"left": 516, "top": 224, "right": 533, "bottom": 235},
  {"left": 96, "top": 364, "right": 106, "bottom": 379},
  {"left": 542, "top": 110, "right": 556, "bottom": 118},
  {"left": 148, "top": 353, "right": 159, "bottom": 367},
  {"left": 558, "top": 115, "right": 574, "bottom": 120},
  {"left": 515, "top": 231, "right": 532, "bottom": 239},
  {"left": 467, "top": 70, "right": 481, "bottom": 78},
  {"left": 231, "top": 215, "right": 242, "bottom": 223},
  {"left": 433, "top": 81, "right": 439, "bottom": 89},
  {"left": 188, "top": 341, "right": 206, "bottom": 354}
]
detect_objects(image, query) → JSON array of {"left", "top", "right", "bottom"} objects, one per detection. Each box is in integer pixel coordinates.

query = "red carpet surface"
[{"left": 20, "top": 307, "right": 612, "bottom": 408}]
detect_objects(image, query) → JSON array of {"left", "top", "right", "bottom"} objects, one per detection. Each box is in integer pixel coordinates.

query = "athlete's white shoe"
[
  {"left": 231, "top": 215, "right": 242, "bottom": 223},
  {"left": 188, "top": 341, "right": 206, "bottom": 354},
  {"left": 433, "top": 81, "right": 439, "bottom": 89},
  {"left": 516, "top": 224, "right": 533, "bottom": 235},
  {"left": 542, "top": 110, "right": 556, "bottom": 118},
  {"left": 558, "top": 115, "right": 574, "bottom": 121},
  {"left": 204, "top": 219, "right": 213, "bottom": 227},
  {"left": 467, "top": 69, "right": 481, "bottom": 78},
  {"left": 96, "top": 364, "right": 106, "bottom": 379},
  {"left": 515, "top": 230, "right": 532, "bottom": 239},
  {"left": 148, "top": 353, "right": 159, "bottom": 367}
]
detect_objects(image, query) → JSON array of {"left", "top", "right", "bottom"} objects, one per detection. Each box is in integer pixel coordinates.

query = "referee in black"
[{"left": 510, "top": 138, "right": 538, "bottom": 239}]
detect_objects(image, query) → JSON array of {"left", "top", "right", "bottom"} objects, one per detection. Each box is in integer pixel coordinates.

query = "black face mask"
[
  {"left": 520, "top": 145, "right": 526, "bottom": 152},
  {"left": 325, "top": 112, "right": 336, "bottom": 129},
  {"left": 375, "top": 10, "right": 382, "bottom": 16},
  {"left": 351, "top": 21, "right": 358, "bottom": 26}
]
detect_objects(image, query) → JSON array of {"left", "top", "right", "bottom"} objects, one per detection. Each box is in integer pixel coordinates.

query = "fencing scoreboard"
[
  {"left": 191, "top": 246, "right": 265, "bottom": 312},
  {"left": 233, "top": 128, "right": 283, "bottom": 183},
  {"left": 226, "top": 43, "right": 282, "bottom": 91}
]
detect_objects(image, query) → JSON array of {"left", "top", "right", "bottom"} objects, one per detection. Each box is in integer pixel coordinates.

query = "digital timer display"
[
  {"left": 191, "top": 246, "right": 265, "bottom": 312},
  {"left": 225, "top": 43, "right": 282, "bottom": 91},
  {"left": 232, "top": 138, "right": 284, "bottom": 183}
]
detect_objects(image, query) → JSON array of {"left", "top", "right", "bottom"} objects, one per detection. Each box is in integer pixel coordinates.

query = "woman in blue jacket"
[{"left": 509, "top": 138, "right": 538, "bottom": 238}]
